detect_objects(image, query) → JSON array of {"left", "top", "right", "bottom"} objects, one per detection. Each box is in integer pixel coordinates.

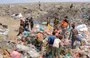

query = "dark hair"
[
  {"left": 29, "top": 17, "right": 33, "bottom": 22},
  {"left": 52, "top": 31, "right": 56, "bottom": 35},
  {"left": 72, "top": 23, "right": 75, "bottom": 29},
  {"left": 64, "top": 19, "right": 69, "bottom": 24}
]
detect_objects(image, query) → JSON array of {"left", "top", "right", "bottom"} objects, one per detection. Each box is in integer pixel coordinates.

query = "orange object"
[
  {"left": 37, "top": 33, "right": 44, "bottom": 42},
  {"left": 61, "top": 21, "right": 69, "bottom": 28}
]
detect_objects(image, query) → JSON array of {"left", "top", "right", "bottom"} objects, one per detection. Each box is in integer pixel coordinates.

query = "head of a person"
[
  {"left": 63, "top": 19, "right": 69, "bottom": 23},
  {"left": 52, "top": 31, "right": 56, "bottom": 35},
  {"left": 26, "top": 17, "right": 29, "bottom": 21},
  {"left": 71, "top": 22, "right": 75, "bottom": 29},
  {"left": 53, "top": 28, "right": 58, "bottom": 34}
]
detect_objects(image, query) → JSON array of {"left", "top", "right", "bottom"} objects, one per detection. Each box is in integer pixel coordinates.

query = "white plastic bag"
[
  {"left": 76, "top": 24, "right": 88, "bottom": 31},
  {"left": 27, "top": 46, "right": 40, "bottom": 58},
  {"left": 28, "top": 49, "right": 40, "bottom": 58}
]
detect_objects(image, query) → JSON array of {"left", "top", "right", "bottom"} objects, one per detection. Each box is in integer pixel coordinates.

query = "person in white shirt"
[
  {"left": 53, "top": 38, "right": 61, "bottom": 58},
  {"left": 53, "top": 38, "right": 61, "bottom": 48}
]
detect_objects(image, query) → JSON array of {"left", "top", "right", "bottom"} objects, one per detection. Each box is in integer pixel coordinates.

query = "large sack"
[
  {"left": 23, "top": 31, "right": 30, "bottom": 38},
  {"left": 76, "top": 24, "right": 88, "bottom": 31},
  {"left": 3, "top": 29, "right": 9, "bottom": 36},
  {"left": 11, "top": 13, "right": 23, "bottom": 19},
  {"left": 0, "top": 28, "right": 9, "bottom": 36}
]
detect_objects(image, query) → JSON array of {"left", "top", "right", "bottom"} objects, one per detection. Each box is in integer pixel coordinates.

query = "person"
[
  {"left": 35, "top": 32, "right": 44, "bottom": 51},
  {"left": 46, "top": 17, "right": 50, "bottom": 26},
  {"left": 54, "top": 17, "right": 59, "bottom": 29},
  {"left": 48, "top": 32, "right": 56, "bottom": 46},
  {"left": 60, "top": 16, "right": 69, "bottom": 39},
  {"left": 24, "top": 18, "right": 30, "bottom": 31},
  {"left": 17, "top": 18, "right": 25, "bottom": 36},
  {"left": 29, "top": 17, "right": 34, "bottom": 30},
  {"left": 44, "top": 31, "right": 56, "bottom": 58},
  {"left": 60, "top": 16, "right": 69, "bottom": 29},
  {"left": 17, "top": 26, "right": 24, "bottom": 36},
  {"left": 53, "top": 28, "right": 62, "bottom": 36},
  {"left": 39, "top": 1, "right": 41, "bottom": 9},
  {"left": 70, "top": 23, "right": 82, "bottom": 49},
  {"left": 70, "top": 4, "right": 73, "bottom": 9},
  {"left": 53, "top": 36, "right": 61, "bottom": 58},
  {"left": 20, "top": 18, "right": 25, "bottom": 27}
]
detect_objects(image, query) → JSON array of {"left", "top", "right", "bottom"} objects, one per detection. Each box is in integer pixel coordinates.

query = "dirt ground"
[{"left": 0, "top": 16, "right": 19, "bottom": 41}]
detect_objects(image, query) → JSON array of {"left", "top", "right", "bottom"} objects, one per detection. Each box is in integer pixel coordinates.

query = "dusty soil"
[{"left": 0, "top": 16, "right": 19, "bottom": 41}]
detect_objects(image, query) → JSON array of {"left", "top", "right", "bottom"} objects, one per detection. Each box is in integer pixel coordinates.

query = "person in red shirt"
[{"left": 60, "top": 16, "right": 69, "bottom": 39}]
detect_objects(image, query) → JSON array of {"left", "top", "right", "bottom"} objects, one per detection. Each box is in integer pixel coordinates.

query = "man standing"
[
  {"left": 60, "top": 16, "right": 69, "bottom": 39},
  {"left": 29, "top": 17, "right": 34, "bottom": 30},
  {"left": 70, "top": 23, "right": 82, "bottom": 49}
]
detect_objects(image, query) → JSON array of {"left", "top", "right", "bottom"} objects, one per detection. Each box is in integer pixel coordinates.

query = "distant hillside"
[{"left": 0, "top": 3, "right": 90, "bottom": 23}]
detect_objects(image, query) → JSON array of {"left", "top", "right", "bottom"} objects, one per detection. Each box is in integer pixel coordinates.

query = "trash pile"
[
  {"left": 0, "top": 24, "right": 9, "bottom": 41},
  {"left": 0, "top": 15, "right": 90, "bottom": 58},
  {"left": 0, "top": 3, "right": 90, "bottom": 58}
]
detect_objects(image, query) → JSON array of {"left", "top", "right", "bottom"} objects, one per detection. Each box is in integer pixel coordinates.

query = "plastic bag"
[
  {"left": 16, "top": 44, "right": 30, "bottom": 51},
  {"left": 28, "top": 49, "right": 40, "bottom": 58},
  {"left": 23, "top": 31, "right": 30, "bottom": 37},
  {"left": 27, "top": 46, "right": 40, "bottom": 58},
  {"left": 76, "top": 24, "right": 88, "bottom": 31}
]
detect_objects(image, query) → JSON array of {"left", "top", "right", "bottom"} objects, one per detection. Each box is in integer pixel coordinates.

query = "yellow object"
[{"left": 47, "top": 24, "right": 53, "bottom": 31}]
